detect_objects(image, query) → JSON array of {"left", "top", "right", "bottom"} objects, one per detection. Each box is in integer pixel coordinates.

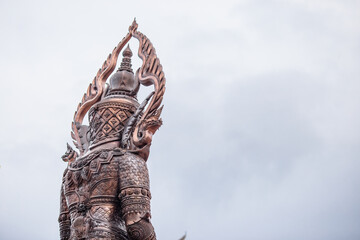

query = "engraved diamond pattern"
[
  {"left": 116, "top": 110, "right": 128, "bottom": 122},
  {"left": 88, "top": 106, "right": 133, "bottom": 145},
  {"left": 93, "top": 206, "right": 111, "bottom": 219},
  {"left": 109, "top": 117, "right": 120, "bottom": 127},
  {"left": 103, "top": 124, "right": 112, "bottom": 134}
]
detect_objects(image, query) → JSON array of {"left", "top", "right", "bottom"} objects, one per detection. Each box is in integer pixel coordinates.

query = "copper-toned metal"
[{"left": 59, "top": 19, "right": 164, "bottom": 240}]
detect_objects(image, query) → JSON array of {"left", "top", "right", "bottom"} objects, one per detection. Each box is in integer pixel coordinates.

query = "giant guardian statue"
[{"left": 59, "top": 20, "right": 165, "bottom": 240}]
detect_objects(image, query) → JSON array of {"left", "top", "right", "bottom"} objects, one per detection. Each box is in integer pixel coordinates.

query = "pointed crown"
[{"left": 107, "top": 45, "right": 139, "bottom": 96}]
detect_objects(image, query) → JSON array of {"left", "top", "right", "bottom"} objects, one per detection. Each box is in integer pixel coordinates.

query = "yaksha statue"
[{"left": 59, "top": 20, "right": 165, "bottom": 240}]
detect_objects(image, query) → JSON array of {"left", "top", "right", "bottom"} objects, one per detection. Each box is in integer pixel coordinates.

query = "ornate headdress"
[{"left": 63, "top": 19, "right": 166, "bottom": 161}]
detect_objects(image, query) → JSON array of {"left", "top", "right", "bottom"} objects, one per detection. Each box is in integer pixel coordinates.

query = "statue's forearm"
[
  {"left": 120, "top": 187, "right": 156, "bottom": 240},
  {"left": 126, "top": 214, "right": 156, "bottom": 240}
]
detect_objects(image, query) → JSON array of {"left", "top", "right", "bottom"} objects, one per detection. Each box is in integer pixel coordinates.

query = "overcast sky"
[{"left": 0, "top": 0, "right": 359, "bottom": 239}]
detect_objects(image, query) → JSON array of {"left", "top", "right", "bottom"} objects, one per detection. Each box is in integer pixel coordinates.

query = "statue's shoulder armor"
[
  {"left": 118, "top": 152, "right": 150, "bottom": 191},
  {"left": 63, "top": 149, "right": 124, "bottom": 197},
  {"left": 64, "top": 149, "right": 125, "bottom": 180},
  {"left": 67, "top": 149, "right": 118, "bottom": 170}
]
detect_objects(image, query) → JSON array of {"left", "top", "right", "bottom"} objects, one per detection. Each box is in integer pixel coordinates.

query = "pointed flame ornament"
[{"left": 59, "top": 20, "right": 165, "bottom": 240}]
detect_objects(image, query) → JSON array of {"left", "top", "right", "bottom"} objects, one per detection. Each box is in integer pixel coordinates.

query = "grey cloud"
[{"left": 0, "top": 0, "right": 359, "bottom": 240}]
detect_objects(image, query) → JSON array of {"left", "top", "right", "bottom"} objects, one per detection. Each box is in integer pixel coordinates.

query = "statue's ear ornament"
[{"left": 64, "top": 19, "right": 166, "bottom": 162}]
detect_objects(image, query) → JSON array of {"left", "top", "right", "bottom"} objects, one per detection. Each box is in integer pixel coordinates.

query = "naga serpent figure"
[{"left": 59, "top": 20, "right": 165, "bottom": 240}]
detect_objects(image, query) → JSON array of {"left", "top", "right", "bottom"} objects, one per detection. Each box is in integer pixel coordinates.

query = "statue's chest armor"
[{"left": 63, "top": 151, "right": 120, "bottom": 210}]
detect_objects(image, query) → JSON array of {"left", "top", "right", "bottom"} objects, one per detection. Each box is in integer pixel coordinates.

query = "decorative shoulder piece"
[
  {"left": 61, "top": 143, "right": 78, "bottom": 163},
  {"left": 63, "top": 19, "right": 166, "bottom": 161},
  {"left": 129, "top": 28, "right": 166, "bottom": 155}
]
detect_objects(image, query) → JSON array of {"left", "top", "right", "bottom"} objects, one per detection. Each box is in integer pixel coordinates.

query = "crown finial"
[
  {"left": 123, "top": 44, "right": 133, "bottom": 58},
  {"left": 118, "top": 45, "right": 133, "bottom": 73}
]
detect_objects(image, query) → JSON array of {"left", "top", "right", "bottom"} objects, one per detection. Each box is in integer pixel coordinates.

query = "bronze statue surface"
[{"left": 59, "top": 20, "right": 165, "bottom": 240}]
